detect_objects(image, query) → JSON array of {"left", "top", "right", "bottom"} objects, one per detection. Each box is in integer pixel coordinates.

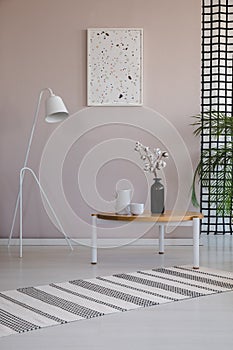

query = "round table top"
[{"left": 92, "top": 210, "right": 204, "bottom": 222}]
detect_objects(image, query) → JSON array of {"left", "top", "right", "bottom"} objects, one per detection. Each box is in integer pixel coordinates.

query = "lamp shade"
[{"left": 45, "top": 95, "right": 69, "bottom": 123}]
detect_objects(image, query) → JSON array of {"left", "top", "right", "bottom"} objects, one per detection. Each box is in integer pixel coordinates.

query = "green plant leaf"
[{"left": 191, "top": 111, "right": 233, "bottom": 216}]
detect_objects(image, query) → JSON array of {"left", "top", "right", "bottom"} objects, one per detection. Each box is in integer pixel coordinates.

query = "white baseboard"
[{"left": 1, "top": 238, "right": 201, "bottom": 247}]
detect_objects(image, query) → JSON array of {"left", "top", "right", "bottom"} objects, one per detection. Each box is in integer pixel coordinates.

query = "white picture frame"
[{"left": 87, "top": 28, "right": 143, "bottom": 106}]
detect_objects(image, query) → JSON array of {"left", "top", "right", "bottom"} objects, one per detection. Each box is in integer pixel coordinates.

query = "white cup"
[
  {"left": 115, "top": 189, "right": 131, "bottom": 214},
  {"left": 130, "top": 203, "right": 144, "bottom": 215}
]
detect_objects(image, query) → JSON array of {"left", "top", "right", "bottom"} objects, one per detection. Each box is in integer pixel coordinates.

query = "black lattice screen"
[{"left": 201, "top": 0, "right": 233, "bottom": 233}]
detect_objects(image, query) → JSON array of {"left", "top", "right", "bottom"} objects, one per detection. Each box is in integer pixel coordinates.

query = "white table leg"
[
  {"left": 159, "top": 225, "right": 165, "bottom": 254},
  {"left": 192, "top": 218, "right": 200, "bottom": 269},
  {"left": 19, "top": 169, "right": 23, "bottom": 258},
  {"left": 91, "top": 215, "right": 97, "bottom": 264}
]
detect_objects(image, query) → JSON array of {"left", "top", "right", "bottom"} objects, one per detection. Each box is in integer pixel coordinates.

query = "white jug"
[{"left": 115, "top": 189, "right": 131, "bottom": 214}]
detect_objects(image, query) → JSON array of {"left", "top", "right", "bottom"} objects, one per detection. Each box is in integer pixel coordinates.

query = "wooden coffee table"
[{"left": 91, "top": 211, "right": 204, "bottom": 269}]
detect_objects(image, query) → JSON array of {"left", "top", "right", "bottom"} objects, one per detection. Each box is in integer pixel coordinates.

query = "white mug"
[
  {"left": 115, "top": 189, "right": 131, "bottom": 214},
  {"left": 130, "top": 203, "right": 144, "bottom": 215}
]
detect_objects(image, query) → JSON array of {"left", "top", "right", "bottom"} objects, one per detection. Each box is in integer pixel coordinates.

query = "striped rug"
[{"left": 1, "top": 265, "right": 233, "bottom": 338}]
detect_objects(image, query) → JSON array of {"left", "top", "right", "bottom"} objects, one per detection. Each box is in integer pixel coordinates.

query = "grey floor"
[{"left": 1, "top": 236, "right": 233, "bottom": 349}]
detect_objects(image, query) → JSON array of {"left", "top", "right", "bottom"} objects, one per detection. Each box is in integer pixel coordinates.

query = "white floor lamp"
[{"left": 8, "top": 88, "right": 73, "bottom": 257}]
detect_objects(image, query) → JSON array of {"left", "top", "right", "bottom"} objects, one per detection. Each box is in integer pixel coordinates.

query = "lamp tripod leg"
[
  {"left": 11, "top": 167, "right": 73, "bottom": 257},
  {"left": 29, "top": 168, "right": 73, "bottom": 251},
  {"left": 8, "top": 192, "right": 20, "bottom": 247}
]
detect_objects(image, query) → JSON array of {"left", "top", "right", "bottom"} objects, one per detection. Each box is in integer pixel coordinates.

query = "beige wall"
[{"left": 0, "top": 0, "right": 201, "bottom": 239}]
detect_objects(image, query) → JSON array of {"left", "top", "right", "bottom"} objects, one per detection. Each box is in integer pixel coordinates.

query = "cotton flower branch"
[{"left": 134, "top": 141, "right": 168, "bottom": 178}]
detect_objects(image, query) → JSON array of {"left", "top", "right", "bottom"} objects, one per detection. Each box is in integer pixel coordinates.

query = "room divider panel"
[{"left": 201, "top": 0, "right": 233, "bottom": 234}]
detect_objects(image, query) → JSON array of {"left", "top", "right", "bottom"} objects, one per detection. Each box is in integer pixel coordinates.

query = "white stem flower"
[{"left": 135, "top": 141, "right": 168, "bottom": 178}]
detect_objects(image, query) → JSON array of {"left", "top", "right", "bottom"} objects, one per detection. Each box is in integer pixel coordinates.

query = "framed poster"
[{"left": 87, "top": 28, "right": 143, "bottom": 106}]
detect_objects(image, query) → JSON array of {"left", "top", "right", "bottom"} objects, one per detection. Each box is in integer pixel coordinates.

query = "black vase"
[{"left": 151, "top": 178, "right": 164, "bottom": 214}]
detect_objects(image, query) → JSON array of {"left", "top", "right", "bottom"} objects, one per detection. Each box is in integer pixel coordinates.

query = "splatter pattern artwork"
[{"left": 87, "top": 28, "right": 143, "bottom": 106}]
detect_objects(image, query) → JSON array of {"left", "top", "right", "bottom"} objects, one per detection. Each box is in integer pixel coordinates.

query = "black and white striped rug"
[{"left": 1, "top": 265, "right": 233, "bottom": 338}]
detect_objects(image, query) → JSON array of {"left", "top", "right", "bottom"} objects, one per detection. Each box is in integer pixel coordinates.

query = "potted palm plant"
[{"left": 192, "top": 111, "right": 233, "bottom": 215}]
